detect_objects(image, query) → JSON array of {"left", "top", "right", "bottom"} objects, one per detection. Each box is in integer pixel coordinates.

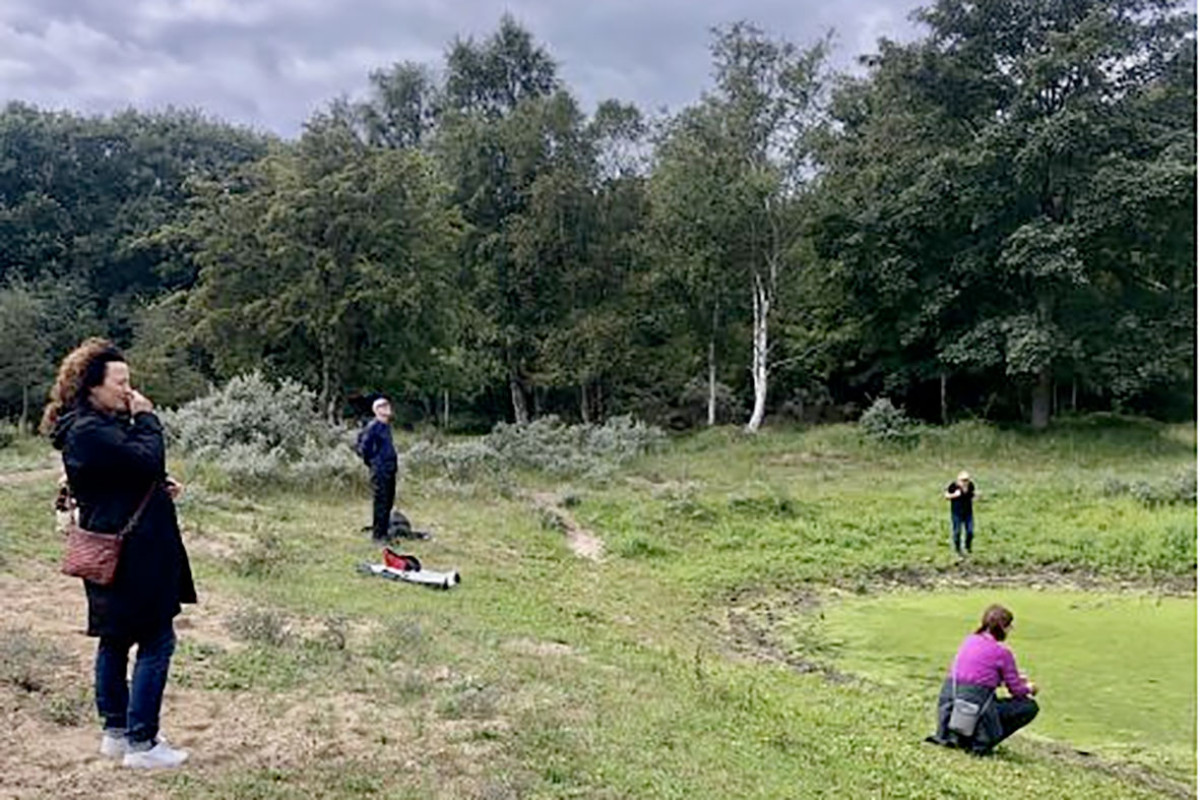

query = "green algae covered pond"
[{"left": 785, "top": 588, "right": 1196, "bottom": 781}]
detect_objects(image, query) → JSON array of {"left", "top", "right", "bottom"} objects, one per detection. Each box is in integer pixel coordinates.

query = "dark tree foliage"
[{"left": 1, "top": 8, "right": 1192, "bottom": 429}]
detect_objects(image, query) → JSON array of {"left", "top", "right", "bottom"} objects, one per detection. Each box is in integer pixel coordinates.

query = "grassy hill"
[{"left": 0, "top": 416, "right": 1193, "bottom": 798}]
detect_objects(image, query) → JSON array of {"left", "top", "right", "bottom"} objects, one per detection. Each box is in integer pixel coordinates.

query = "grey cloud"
[{"left": 0, "top": 0, "right": 921, "bottom": 135}]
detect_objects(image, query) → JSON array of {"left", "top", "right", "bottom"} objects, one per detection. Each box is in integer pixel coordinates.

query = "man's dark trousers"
[{"left": 371, "top": 469, "right": 396, "bottom": 541}]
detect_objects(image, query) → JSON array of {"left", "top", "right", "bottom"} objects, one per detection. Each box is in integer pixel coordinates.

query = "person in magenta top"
[{"left": 926, "top": 604, "right": 1039, "bottom": 754}]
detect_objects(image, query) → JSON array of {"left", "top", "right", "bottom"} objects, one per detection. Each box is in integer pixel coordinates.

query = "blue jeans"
[
  {"left": 951, "top": 512, "right": 974, "bottom": 553},
  {"left": 95, "top": 622, "right": 175, "bottom": 746}
]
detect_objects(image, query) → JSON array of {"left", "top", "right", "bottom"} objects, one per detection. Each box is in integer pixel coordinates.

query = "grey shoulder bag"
[{"left": 947, "top": 655, "right": 993, "bottom": 738}]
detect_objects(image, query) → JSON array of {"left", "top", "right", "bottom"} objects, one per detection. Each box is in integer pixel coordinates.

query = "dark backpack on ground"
[{"left": 388, "top": 511, "right": 413, "bottom": 536}]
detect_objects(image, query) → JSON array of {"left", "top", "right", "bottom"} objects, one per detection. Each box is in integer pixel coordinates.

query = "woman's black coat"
[{"left": 53, "top": 405, "right": 196, "bottom": 638}]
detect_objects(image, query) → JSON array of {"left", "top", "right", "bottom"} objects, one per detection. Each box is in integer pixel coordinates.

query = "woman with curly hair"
[{"left": 42, "top": 338, "right": 195, "bottom": 769}]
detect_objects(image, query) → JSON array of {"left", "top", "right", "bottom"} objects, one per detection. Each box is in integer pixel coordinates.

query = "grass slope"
[{"left": 0, "top": 416, "right": 1193, "bottom": 798}]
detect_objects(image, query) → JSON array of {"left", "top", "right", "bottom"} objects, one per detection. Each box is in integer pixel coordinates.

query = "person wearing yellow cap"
[{"left": 944, "top": 470, "right": 976, "bottom": 556}]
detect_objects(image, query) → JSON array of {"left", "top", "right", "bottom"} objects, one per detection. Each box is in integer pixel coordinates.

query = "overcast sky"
[{"left": 0, "top": 0, "right": 923, "bottom": 138}]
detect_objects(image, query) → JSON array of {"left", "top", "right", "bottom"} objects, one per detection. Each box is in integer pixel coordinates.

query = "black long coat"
[{"left": 52, "top": 405, "right": 196, "bottom": 638}]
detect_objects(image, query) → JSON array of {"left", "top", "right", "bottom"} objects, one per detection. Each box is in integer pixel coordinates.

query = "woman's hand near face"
[{"left": 129, "top": 390, "right": 154, "bottom": 415}]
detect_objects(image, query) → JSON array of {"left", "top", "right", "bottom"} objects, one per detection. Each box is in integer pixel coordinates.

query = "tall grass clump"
[
  {"left": 161, "top": 372, "right": 363, "bottom": 490},
  {"left": 0, "top": 627, "right": 70, "bottom": 693}
]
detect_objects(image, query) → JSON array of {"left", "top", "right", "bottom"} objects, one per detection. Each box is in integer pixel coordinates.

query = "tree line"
[{"left": 1, "top": 0, "right": 1194, "bottom": 432}]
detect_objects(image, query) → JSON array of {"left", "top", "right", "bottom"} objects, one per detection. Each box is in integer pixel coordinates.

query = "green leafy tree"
[
  {"left": 436, "top": 16, "right": 570, "bottom": 423},
  {"left": 355, "top": 62, "right": 439, "bottom": 149},
  {"left": 811, "top": 0, "right": 1195, "bottom": 426},
  {"left": 0, "top": 281, "right": 50, "bottom": 429},
  {"left": 125, "top": 292, "right": 212, "bottom": 409},
  {"left": 648, "top": 105, "right": 743, "bottom": 427},
  {"left": 0, "top": 104, "right": 269, "bottom": 306},
  {"left": 184, "top": 108, "right": 463, "bottom": 418}
]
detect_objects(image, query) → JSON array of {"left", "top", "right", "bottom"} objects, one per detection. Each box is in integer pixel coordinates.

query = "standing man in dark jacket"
[
  {"left": 359, "top": 397, "right": 399, "bottom": 542},
  {"left": 944, "top": 470, "right": 977, "bottom": 556},
  {"left": 42, "top": 338, "right": 195, "bottom": 769}
]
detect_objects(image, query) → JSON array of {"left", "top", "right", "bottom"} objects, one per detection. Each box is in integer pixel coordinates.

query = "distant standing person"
[
  {"left": 358, "top": 397, "right": 398, "bottom": 542},
  {"left": 944, "top": 470, "right": 976, "bottom": 555},
  {"left": 42, "top": 338, "right": 195, "bottom": 769},
  {"left": 926, "top": 604, "right": 1039, "bottom": 755}
]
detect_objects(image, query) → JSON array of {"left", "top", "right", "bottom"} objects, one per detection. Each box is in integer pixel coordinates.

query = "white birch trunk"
[
  {"left": 510, "top": 376, "right": 530, "bottom": 424},
  {"left": 746, "top": 271, "right": 770, "bottom": 433},
  {"left": 707, "top": 337, "right": 717, "bottom": 427}
]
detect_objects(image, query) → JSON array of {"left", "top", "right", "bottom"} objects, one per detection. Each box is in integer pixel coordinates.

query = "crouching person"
[{"left": 927, "top": 604, "right": 1039, "bottom": 755}]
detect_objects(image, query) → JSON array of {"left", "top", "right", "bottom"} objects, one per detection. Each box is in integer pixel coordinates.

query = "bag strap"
[
  {"left": 63, "top": 479, "right": 157, "bottom": 537},
  {"left": 117, "top": 484, "right": 158, "bottom": 537},
  {"left": 951, "top": 647, "right": 995, "bottom": 716}
]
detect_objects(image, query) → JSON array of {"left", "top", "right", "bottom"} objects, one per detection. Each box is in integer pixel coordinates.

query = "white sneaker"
[
  {"left": 99, "top": 732, "right": 128, "bottom": 758},
  {"left": 122, "top": 740, "right": 189, "bottom": 769}
]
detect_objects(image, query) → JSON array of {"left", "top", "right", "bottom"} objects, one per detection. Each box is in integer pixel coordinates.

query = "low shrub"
[
  {"left": 617, "top": 537, "right": 671, "bottom": 559},
  {"left": 165, "top": 376, "right": 661, "bottom": 487},
  {"left": 225, "top": 607, "right": 292, "bottom": 647},
  {"left": 727, "top": 492, "right": 801, "bottom": 520},
  {"left": 312, "top": 616, "right": 349, "bottom": 652},
  {"left": 0, "top": 627, "right": 69, "bottom": 693},
  {"left": 229, "top": 527, "right": 292, "bottom": 579},
  {"left": 1101, "top": 467, "right": 1197, "bottom": 507},
  {"left": 486, "top": 414, "right": 663, "bottom": 476},
  {"left": 406, "top": 415, "right": 665, "bottom": 482},
  {"left": 437, "top": 683, "right": 500, "bottom": 720},
  {"left": 162, "top": 372, "right": 327, "bottom": 455},
  {"left": 43, "top": 686, "right": 90, "bottom": 726},
  {"left": 162, "top": 373, "right": 364, "bottom": 489},
  {"left": 678, "top": 377, "right": 744, "bottom": 426},
  {"left": 405, "top": 438, "right": 503, "bottom": 483},
  {"left": 859, "top": 398, "right": 918, "bottom": 444},
  {"left": 0, "top": 422, "right": 16, "bottom": 449}
]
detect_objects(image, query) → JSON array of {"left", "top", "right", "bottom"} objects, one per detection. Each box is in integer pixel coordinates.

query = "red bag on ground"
[{"left": 383, "top": 548, "right": 421, "bottom": 572}]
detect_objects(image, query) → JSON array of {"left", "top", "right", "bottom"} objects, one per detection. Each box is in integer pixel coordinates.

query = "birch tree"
[{"left": 651, "top": 23, "right": 827, "bottom": 430}]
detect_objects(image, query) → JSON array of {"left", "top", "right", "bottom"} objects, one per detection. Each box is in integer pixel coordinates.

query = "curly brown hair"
[{"left": 39, "top": 337, "right": 126, "bottom": 434}]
